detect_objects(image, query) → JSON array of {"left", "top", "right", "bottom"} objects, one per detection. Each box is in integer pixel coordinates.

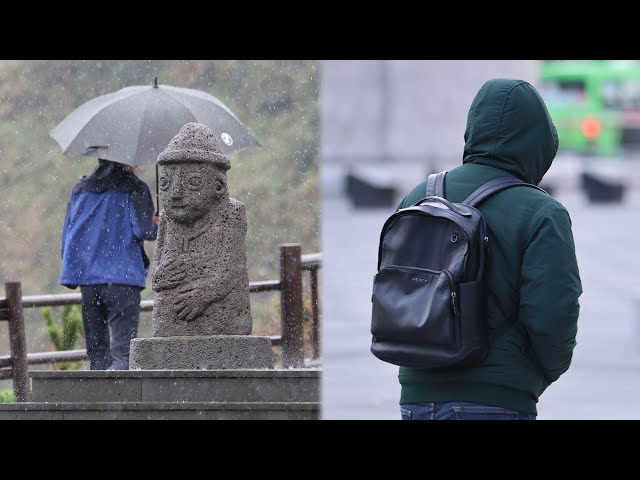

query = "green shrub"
[
  {"left": 0, "top": 389, "right": 14, "bottom": 403},
  {"left": 40, "top": 304, "right": 85, "bottom": 370}
]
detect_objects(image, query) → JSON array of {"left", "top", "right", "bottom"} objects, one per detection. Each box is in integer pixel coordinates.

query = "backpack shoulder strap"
[
  {"left": 464, "top": 177, "right": 549, "bottom": 344},
  {"left": 463, "top": 177, "right": 549, "bottom": 207},
  {"left": 425, "top": 171, "right": 447, "bottom": 197}
]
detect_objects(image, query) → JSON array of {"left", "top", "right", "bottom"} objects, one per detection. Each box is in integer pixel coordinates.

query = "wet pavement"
[{"left": 321, "top": 156, "right": 640, "bottom": 420}]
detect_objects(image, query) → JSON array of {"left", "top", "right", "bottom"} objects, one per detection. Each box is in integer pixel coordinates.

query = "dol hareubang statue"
[
  {"left": 129, "top": 122, "right": 271, "bottom": 370},
  {"left": 152, "top": 122, "right": 252, "bottom": 336}
]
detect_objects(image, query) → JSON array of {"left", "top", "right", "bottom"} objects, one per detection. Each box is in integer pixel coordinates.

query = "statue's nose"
[{"left": 171, "top": 180, "right": 184, "bottom": 198}]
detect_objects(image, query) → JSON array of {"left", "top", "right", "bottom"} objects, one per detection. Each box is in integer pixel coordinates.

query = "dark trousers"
[{"left": 80, "top": 284, "right": 142, "bottom": 370}]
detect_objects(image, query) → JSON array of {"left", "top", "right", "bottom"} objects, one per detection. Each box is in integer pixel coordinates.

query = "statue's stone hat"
[{"left": 157, "top": 122, "right": 230, "bottom": 170}]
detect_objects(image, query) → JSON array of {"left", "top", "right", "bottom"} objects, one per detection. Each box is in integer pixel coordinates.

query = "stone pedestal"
[
  {"left": 130, "top": 335, "right": 272, "bottom": 370},
  {"left": 0, "top": 369, "right": 320, "bottom": 420}
]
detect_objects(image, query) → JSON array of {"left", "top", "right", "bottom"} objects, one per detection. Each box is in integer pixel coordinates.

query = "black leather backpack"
[{"left": 370, "top": 171, "right": 547, "bottom": 369}]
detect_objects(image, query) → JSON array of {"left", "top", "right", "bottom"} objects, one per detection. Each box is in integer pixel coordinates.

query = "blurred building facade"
[{"left": 321, "top": 60, "right": 540, "bottom": 166}]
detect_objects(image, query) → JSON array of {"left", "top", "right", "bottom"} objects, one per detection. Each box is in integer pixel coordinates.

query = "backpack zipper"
[{"left": 441, "top": 268, "right": 458, "bottom": 316}]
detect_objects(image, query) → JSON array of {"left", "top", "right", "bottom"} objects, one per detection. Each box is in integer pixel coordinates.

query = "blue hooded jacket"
[{"left": 60, "top": 160, "right": 158, "bottom": 289}]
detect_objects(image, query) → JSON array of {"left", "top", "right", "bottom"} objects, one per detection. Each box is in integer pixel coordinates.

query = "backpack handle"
[
  {"left": 426, "top": 171, "right": 447, "bottom": 197},
  {"left": 413, "top": 195, "right": 473, "bottom": 217}
]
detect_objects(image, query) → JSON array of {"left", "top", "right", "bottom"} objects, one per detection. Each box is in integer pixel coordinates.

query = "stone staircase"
[{"left": 0, "top": 369, "right": 321, "bottom": 420}]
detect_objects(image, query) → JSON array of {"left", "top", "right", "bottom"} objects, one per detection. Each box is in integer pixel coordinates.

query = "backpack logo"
[{"left": 412, "top": 276, "right": 431, "bottom": 283}]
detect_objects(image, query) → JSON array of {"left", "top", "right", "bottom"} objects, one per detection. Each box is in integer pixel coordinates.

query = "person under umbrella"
[
  {"left": 50, "top": 77, "right": 261, "bottom": 215},
  {"left": 59, "top": 159, "right": 159, "bottom": 370}
]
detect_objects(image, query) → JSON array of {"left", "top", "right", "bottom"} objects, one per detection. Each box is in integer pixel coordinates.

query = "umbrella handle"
[{"left": 155, "top": 164, "right": 160, "bottom": 216}]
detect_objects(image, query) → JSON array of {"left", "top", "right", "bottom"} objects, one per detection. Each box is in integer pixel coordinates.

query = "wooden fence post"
[
  {"left": 310, "top": 269, "right": 320, "bottom": 359},
  {"left": 6, "top": 282, "right": 29, "bottom": 402},
  {"left": 280, "top": 244, "right": 304, "bottom": 368}
]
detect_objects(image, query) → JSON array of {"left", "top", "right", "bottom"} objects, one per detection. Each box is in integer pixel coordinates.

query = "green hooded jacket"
[{"left": 396, "top": 79, "right": 582, "bottom": 415}]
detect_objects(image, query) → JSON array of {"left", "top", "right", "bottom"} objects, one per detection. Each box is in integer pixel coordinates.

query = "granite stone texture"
[
  {"left": 152, "top": 123, "right": 252, "bottom": 336},
  {"left": 0, "top": 402, "right": 319, "bottom": 420},
  {"left": 30, "top": 370, "right": 320, "bottom": 403},
  {"left": 130, "top": 123, "right": 269, "bottom": 371},
  {"left": 129, "top": 335, "right": 272, "bottom": 370}
]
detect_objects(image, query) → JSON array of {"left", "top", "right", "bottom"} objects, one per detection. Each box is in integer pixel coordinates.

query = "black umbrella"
[{"left": 50, "top": 77, "right": 260, "bottom": 210}]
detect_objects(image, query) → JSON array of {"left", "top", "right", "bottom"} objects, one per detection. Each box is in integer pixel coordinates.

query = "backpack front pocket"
[{"left": 371, "top": 265, "right": 456, "bottom": 346}]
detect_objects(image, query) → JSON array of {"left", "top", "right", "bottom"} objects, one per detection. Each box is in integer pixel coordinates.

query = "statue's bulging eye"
[
  {"left": 159, "top": 177, "right": 169, "bottom": 190},
  {"left": 188, "top": 176, "right": 204, "bottom": 189}
]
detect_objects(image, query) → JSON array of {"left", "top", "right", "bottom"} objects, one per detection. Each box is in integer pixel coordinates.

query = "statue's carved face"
[{"left": 159, "top": 162, "right": 227, "bottom": 225}]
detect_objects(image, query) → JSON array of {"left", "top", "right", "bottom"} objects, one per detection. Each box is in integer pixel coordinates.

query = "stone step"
[
  {"left": 0, "top": 401, "right": 320, "bottom": 420},
  {"left": 30, "top": 369, "right": 320, "bottom": 404}
]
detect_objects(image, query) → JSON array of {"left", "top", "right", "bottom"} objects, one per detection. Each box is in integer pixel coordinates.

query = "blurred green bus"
[{"left": 540, "top": 60, "right": 640, "bottom": 156}]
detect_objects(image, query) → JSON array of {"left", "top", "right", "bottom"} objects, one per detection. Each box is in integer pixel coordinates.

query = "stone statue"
[
  {"left": 129, "top": 123, "right": 271, "bottom": 370},
  {"left": 151, "top": 122, "right": 252, "bottom": 336}
]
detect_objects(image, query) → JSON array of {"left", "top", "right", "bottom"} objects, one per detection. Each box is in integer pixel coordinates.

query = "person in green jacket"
[{"left": 397, "top": 78, "right": 582, "bottom": 420}]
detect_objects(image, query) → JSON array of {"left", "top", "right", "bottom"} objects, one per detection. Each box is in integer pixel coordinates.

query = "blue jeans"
[
  {"left": 80, "top": 284, "right": 142, "bottom": 370},
  {"left": 400, "top": 402, "right": 536, "bottom": 420}
]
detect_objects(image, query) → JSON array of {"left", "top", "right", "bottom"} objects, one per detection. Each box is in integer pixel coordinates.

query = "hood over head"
[
  {"left": 78, "top": 159, "right": 132, "bottom": 193},
  {"left": 463, "top": 78, "right": 558, "bottom": 185}
]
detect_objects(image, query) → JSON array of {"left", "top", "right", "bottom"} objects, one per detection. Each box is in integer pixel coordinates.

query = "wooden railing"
[{"left": 0, "top": 243, "right": 321, "bottom": 401}]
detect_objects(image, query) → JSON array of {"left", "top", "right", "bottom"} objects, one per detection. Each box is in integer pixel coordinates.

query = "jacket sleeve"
[
  {"left": 130, "top": 182, "right": 158, "bottom": 241},
  {"left": 519, "top": 201, "right": 582, "bottom": 393}
]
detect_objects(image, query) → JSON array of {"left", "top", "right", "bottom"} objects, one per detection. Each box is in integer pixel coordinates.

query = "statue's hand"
[
  {"left": 153, "top": 258, "right": 188, "bottom": 291},
  {"left": 173, "top": 282, "right": 214, "bottom": 322}
]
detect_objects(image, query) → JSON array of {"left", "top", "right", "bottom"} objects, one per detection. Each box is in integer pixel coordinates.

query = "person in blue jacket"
[{"left": 60, "top": 159, "right": 159, "bottom": 370}]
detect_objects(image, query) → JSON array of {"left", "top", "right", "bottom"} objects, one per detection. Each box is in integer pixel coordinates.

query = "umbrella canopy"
[{"left": 50, "top": 77, "right": 260, "bottom": 166}]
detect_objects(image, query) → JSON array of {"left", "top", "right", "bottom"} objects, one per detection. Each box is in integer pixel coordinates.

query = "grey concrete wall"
[
  {"left": 321, "top": 60, "right": 385, "bottom": 161},
  {"left": 321, "top": 60, "right": 540, "bottom": 165}
]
